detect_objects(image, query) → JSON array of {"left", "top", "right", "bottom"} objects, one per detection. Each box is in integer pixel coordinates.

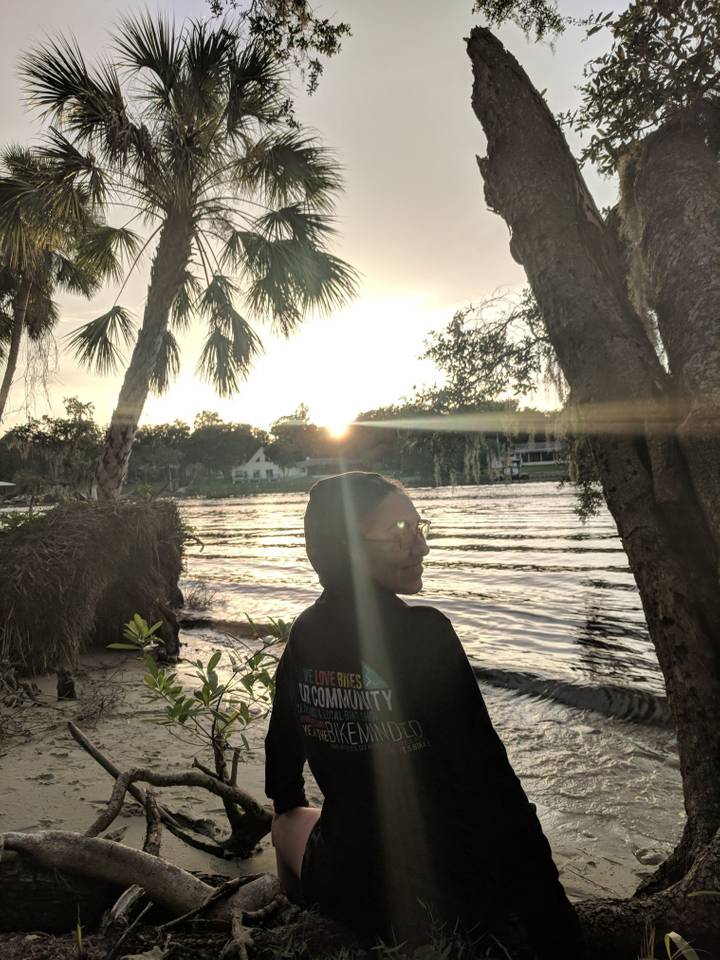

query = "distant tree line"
[
  {"left": 0, "top": 398, "right": 562, "bottom": 499},
  {"left": 0, "top": 295, "right": 568, "bottom": 496}
]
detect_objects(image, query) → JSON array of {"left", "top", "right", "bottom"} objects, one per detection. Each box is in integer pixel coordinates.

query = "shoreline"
[
  {"left": 0, "top": 471, "right": 570, "bottom": 508},
  {"left": 1, "top": 629, "right": 683, "bottom": 930}
]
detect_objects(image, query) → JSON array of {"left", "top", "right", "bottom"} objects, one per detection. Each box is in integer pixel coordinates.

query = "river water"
[{"left": 178, "top": 482, "right": 684, "bottom": 900}]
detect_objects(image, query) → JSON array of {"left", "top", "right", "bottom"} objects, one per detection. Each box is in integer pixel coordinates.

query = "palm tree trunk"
[
  {"left": 0, "top": 277, "right": 32, "bottom": 424},
  {"left": 94, "top": 215, "right": 194, "bottom": 500},
  {"left": 466, "top": 25, "right": 720, "bottom": 950}
]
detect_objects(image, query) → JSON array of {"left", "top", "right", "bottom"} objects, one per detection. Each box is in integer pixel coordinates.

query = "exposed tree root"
[{"left": 575, "top": 827, "right": 720, "bottom": 958}]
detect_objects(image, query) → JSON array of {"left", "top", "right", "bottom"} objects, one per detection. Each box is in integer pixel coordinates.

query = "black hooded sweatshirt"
[{"left": 265, "top": 583, "right": 583, "bottom": 956}]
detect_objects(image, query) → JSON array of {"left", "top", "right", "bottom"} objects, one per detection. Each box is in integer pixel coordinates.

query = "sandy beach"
[{"left": 1, "top": 624, "right": 684, "bottom": 922}]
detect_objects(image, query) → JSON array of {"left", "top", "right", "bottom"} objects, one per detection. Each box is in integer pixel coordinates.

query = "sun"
[{"left": 325, "top": 420, "right": 351, "bottom": 440}]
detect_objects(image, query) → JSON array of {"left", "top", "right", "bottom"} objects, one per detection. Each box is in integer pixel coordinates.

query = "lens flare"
[
  {"left": 355, "top": 396, "right": 717, "bottom": 436},
  {"left": 326, "top": 420, "right": 351, "bottom": 439}
]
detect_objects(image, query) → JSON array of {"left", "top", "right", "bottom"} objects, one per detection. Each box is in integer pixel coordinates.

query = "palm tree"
[
  {"left": 23, "top": 15, "right": 358, "bottom": 499},
  {"left": 0, "top": 147, "right": 136, "bottom": 422}
]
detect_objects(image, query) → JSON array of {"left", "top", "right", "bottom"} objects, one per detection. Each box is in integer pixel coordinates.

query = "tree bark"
[
  {"left": 619, "top": 116, "right": 720, "bottom": 567},
  {"left": 84, "top": 765, "right": 270, "bottom": 843},
  {"left": 212, "top": 734, "right": 261, "bottom": 854},
  {"left": 466, "top": 23, "right": 720, "bottom": 906},
  {"left": 0, "top": 276, "right": 31, "bottom": 424},
  {"left": 0, "top": 832, "right": 281, "bottom": 922},
  {"left": 94, "top": 213, "right": 194, "bottom": 500}
]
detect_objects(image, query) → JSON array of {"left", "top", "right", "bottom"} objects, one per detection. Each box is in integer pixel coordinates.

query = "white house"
[{"left": 231, "top": 447, "right": 308, "bottom": 483}]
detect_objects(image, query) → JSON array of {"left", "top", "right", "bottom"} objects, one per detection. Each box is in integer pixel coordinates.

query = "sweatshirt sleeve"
[
  {"left": 264, "top": 643, "right": 309, "bottom": 815},
  {"left": 422, "top": 612, "right": 584, "bottom": 960}
]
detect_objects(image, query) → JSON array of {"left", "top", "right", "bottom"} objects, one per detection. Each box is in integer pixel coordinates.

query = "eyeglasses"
[{"left": 362, "top": 518, "right": 431, "bottom": 550}]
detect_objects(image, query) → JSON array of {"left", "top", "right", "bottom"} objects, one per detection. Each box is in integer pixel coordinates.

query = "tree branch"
[{"left": 85, "top": 766, "right": 270, "bottom": 839}]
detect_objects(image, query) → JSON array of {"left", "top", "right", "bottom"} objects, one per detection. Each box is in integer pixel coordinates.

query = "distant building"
[
  {"left": 231, "top": 449, "right": 359, "bottom": 483},
  {"left": 512, "top": 437, "right": 566, "bottom": 466},
  {"left": 231, "top": 447, "right": 308, "bottom": 483},
  {"left": 488, "top": 436, "right": 566, "bottom": 480}
]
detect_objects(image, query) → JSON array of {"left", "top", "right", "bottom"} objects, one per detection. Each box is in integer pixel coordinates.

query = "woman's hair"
[{"left": 304, "top": 472, "right": 402, "bottom": 589}]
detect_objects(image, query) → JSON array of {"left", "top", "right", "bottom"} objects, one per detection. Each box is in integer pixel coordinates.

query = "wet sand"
[{"left": 0, "top": 630, "right": 683, "bottom": 914}]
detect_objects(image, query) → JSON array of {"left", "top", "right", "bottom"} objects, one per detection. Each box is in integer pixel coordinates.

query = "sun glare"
[{"left": 326, "top": 420, "right": 351, "bottom": 440}]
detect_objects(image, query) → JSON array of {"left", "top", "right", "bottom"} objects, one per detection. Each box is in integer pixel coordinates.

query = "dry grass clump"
[{"left": 0, "top": 500, "right": 184, "bottom": 676}]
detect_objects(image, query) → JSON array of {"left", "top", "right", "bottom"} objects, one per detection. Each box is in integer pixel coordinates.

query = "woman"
[{"left": 265, "top": 472, "right": 583, "bottom": 957}]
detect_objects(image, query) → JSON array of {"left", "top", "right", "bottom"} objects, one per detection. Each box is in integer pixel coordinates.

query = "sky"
[{"left": 0, "top": 0, "right": 618, "bottom": 432}]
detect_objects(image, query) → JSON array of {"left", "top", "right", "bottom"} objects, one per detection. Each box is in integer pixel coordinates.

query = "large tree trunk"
[
  {"left": 619, "top": 115, "right": 720, "bottom": 566},
  {"left": 0, "top": 276, "right": 31, "bottom": 423},
  {"left": 94, "top": 213, "right": 193, "bottom": 500},
  {"left": 466, "top": 24, "right": 720, "bottom": 944}
]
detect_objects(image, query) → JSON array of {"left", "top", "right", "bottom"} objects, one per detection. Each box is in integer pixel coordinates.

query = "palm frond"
[
  {"left": 25, "top": 287, "right": 60, "bottom": 339},
  {"left": 244, "top": 272, "right": 300, "bottom": 335},
  {"left": 1, "top": 146, "right": 38, "bottom": 180},
  {"left": 221, "top": 229, "right": 269, "bottom": 270},
  {"left": 293, "top": 247, "right": 360, "bottom": 315},
  {"left": 198, "top": 272, "right": 238, "bottom": 318},
  {"left": 197, "top": 327, "right": 237, "bottom": 396},
  {"left": 21, "top": 36, "right": 91, "bottom": 116},
  {"left": 225, "top": 229, "right": 358, "bottom": 333},
  {"left": 171, "top": 269, "right": 202, "bottom": 331},
  {"left": 179, "top": 19, "right": 235, "bottom": 123},
  {"left": 114, "top": 13, "right": 181, "bottom": 93},
  {"left": 227, "top": 306, "right": 262, "bottom": 366},
  {"left": 66, "top": 305, "right": 135, "bottom": 373},
  {"left": 53, "top": 252, "right": 102, "bottom": 297},
  {"left": 0, "top": 163, "right": 94, "bottom": 240},
  {"left": 202, "top": 274, "right": 262, "bottom": 355},
  {"left": 0, "top": 153, "right": 71, "bottom": 263},
  {"left": 256, "top": 204, "right": 336, "bottom": 242},
  {"left": 75, "top": 224, "right": 142, "bottom": 283},
  {"left": 196, "top": 272, "right": 262, "bottom": 393},
  {"left": 0, "top": 310, "right": 14, "bottom": 356},
  {"left": 37, "top": 127, "right": 107, "bottom": 206},
  {"left": 226, "top": 42, "right": 285, "bottom": 133},
  {"left": 197, "top": 316, "right": 261, "bottom": 398},
  {"left": 185, "top": 19, "right": 234, "bottom": 87},
  {"left": 149, "top": 328, "right": 181, "bottom": 394},
  {"left": 235, "top": 131, "right": 343, "bottom": 210},
  {"left": 22, "top": 37, "right": 137, "bottom": 161},
  {"left": 0, "top": 192, "right": 35, "bottom": 271}
]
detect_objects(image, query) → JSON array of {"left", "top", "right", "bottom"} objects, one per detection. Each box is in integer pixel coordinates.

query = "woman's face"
[{"left": 356, "top": 491, "right": 430, "bottom": 595}]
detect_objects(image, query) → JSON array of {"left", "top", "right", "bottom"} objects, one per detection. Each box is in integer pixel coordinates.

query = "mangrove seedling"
[
  {"left": 115, "top": 612, "right": 286, "bottom": 854},
  {"left": 108, "top": 613, "right": 165, "bottom": 654}
]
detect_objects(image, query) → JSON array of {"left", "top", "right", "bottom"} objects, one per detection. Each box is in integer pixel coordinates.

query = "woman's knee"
[{"left": 271, "top": 806, "right": 320, "bottom": 872}]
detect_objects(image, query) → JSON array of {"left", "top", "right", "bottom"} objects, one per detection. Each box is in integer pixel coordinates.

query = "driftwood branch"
[
  {"left": 103, "top": 788, "right": 163, "bottom": 957},
  {"left": 1, "top": 831, "right": 281, "bottom": 922},
  {"left": 85, "top": 767, "right": 269, "bottom": 839},
  {"left": 68, "top": 721, "right": 175, "bottom": 825},
  {"left": 161, "top": 877, "right": 245, "bottom": 931},
  {"left": 69, "top": 720, "right": 271, "bottom": 857},
  {"left": 143, "top": 787, "right": 162, "bottom": 856}
]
